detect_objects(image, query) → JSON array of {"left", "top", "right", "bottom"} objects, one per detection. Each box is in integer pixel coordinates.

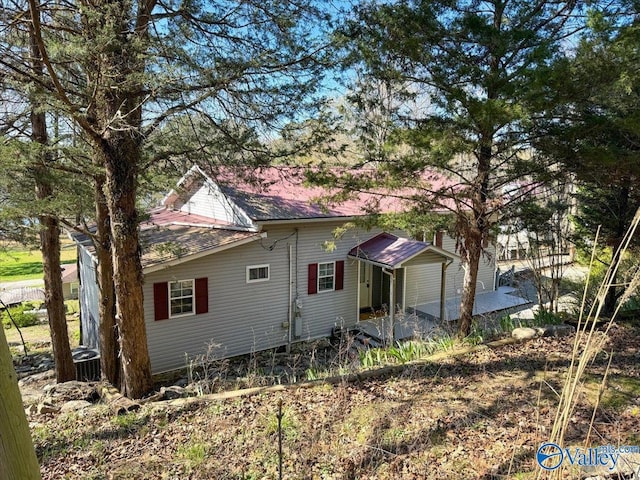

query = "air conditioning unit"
[{"left": 72, "top": 346, "right": 101, "bottom": 382}]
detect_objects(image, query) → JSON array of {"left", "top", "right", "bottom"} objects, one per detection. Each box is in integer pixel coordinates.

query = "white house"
[{"left": 75, "top": 165, "right": 508, "bottom": 374}]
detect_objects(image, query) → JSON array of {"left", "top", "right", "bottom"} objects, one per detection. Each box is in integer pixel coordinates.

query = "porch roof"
[{"left": 347, "top": 232, "right": 457, "bottom": 269}]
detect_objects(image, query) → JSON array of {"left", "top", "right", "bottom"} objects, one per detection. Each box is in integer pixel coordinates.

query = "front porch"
[{"left": 349, "top": 232, "right": 459, "bottom": 334}]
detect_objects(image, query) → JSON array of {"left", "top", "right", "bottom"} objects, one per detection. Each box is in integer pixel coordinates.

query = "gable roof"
[
  {"left": 165, "top": 165, "right": 455, "bottom": 224},
  {"left": 217, "top": 168, "right": 405, "bottom": 221},
  {"left": 61, "top": 264, "right": 78, "bottom": 284},
  {"left": 72, "top": 207, "right": 263, "bottom": 273},
  {"left": 348, "top": 232, "right": 457, "bottom": 269}
]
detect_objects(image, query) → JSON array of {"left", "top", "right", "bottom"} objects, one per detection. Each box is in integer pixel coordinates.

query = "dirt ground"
[{"left": 22, "top": 320, "right": 640, "bottom": 480}]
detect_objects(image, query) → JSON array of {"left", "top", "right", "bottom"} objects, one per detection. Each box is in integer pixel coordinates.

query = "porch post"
[
  {"left": 389, "top": 269, "right": 395, "bottom": 345},
  {"left": 356, "top": 260, "right": 361, "bottom": 322},
  {"left": 440, "top": 262, "right": 448, "bottom": 322}
]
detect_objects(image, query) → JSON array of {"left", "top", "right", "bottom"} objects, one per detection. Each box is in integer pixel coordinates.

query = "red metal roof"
[
  {"left": 140, "top": 208, "right": 260, "bottom": 269},
  {"left": 208, "top": 166, "right": 455, "bottom": 221},
  {"left": 348, "top": 232, "right": 454, "bottom": 269}
]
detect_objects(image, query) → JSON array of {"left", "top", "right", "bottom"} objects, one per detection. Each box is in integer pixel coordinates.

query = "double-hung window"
[
  {"left": 318, "top": 262, "right": 335, "bottom": 292},
  {"left": 169, "top": 280, "right": 194, "bottom": 317},
  {"left": 153, "top": 277, "right": 208, "bottom": 321},
  {"left": 307, "top": 260, "right": 344, "bottom": 295}
]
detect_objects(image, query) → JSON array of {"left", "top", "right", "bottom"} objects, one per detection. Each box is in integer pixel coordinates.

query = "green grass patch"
[{"left": 0, "top": 242, "right": 76, "bottom": 282}]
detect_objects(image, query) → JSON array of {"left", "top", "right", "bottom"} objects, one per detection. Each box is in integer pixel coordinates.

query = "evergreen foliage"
[{"left": 316, "top": 0, "right": 586, "bottom": 335}]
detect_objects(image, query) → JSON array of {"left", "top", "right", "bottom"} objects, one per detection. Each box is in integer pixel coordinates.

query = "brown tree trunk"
[
  {"left": 38, "top": 216, "right": 76, "bottom": 382},
  {"left": 84, "top": 0, "right": 153, "bottom": 398},
  {"left": 29, "top": 21, "right": 75, "bottom": 383},
  {"left": 104, "top": 144, "right": 153, "bottom": 398},
  {"left": 603, "top": 184, "right": 630, "bottom": 317},
  {"left": 457, "top": 136, "right": 492, "bottom": 337},
  {"left": 94, "top": 177, "right": 120, "bottom": 387},
  {"left": 458, "top": 226, "right": 483, "bottom": 337},
  {"left": 0, "top": 326, "right": 42, "bottom": 480}
]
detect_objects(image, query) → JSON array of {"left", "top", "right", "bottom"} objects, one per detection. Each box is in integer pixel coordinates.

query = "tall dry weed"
[{"left": 537, "top": 208, "right": 640, "bottom": 479}]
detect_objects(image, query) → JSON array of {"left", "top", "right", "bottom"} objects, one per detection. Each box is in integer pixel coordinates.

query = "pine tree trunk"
[
  {"left": 86, "top": 0, "right": 153, "bottom": 398},
  {"left": 458, "top": 227, "right": 482, "bottom": 337},
  {"left": 39, "top": 216, "right": 76, "bottom": 382},
  {"left": 457, "top": 137, "right": 492, "bottom": 337},
  {"left": 94, "top": 177, "right": 120, "bottom": 388},
  {"left": 29, "top": 21, "right": 75, "bottom": 383},
  {"left": 603, "top": 184, "right": 630, "bottom": 317},
  {"left": 0, "top": 325, "right": 42, "bottom": 480},
  {"left": 603, "top": 238, "right": 622, "bottom": 317},
  {"left": 103, "top": 144, "right": 153, "bottom": 399}
]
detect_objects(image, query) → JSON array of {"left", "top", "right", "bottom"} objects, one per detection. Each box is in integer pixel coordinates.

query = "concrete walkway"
[
  {"left": 358, "top": 286, "right": 531, "bottom": 342},
  {"left": 0, "top": 279, "right": 44, "bottom": 290},
  {"left": 412, "top": 286, "right": 531, "bottom": 322}
]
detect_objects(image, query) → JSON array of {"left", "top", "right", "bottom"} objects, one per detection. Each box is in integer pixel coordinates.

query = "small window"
[
  {"left": 318, "top": 262, "right": 335, "bottom": 292},
  {"left": 247, "top": 264, "right": 270, "bottom": 283},
  {"left": 169, "top": 279, "right": 194, "bottom": 317},
  {"left": 70, "top": 282, "right": 79, "bottom": 296}
]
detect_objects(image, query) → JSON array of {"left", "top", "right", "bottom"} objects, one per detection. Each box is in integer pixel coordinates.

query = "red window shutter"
[
  {"left": 153, "top": 282, "right": 169, "bottom": 321},
  {"left": 335, "top": 260, "right": 344, "bottom": 291},
  {"left": 308, "top": 263, "right": 318, "bottom": 295},
  {"left": 195, "top": 277, "right": 208, "bottom": 314},
  {"left": 435, "top": 231, "right": 443, "bottom": 248}
]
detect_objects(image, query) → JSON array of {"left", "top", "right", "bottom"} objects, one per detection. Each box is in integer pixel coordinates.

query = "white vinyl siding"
[
  {"left": 144, "top": 225, "right": 292, "bottom": 373},
  {"left": 77, "top": 247, "right": 100, "bottom": 350},
  {"left": 143, "top": 222, "right": 367, "bottom": 373},
  {"left": 142, "top": 221, "right": 495, "bottom": 374},
  {"left": 404, "top": 234, "right": 497, "bottom": 308},
  {"left": 175, "top": 180, "right": 252, "bottom": 226}
]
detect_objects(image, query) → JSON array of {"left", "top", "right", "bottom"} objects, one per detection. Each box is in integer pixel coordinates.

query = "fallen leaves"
[{"left": 28, "top": 321, "right": 640, "bottom": 479}]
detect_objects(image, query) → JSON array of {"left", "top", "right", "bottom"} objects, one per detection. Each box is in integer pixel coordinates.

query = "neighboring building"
[
  {"left": 61, "top": 264, "right": 79, "bottom": 300},
  {"left": 75, "top": 166, "right": 500, "bottom": 374}
]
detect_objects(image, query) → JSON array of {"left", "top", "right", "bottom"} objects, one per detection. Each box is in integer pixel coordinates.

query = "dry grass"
[
  {"left": 6, "top": 318, "right": 80, "bottom": 354},
  {"left": 539, "top": 209, "right": 640, "bottom": 479}
]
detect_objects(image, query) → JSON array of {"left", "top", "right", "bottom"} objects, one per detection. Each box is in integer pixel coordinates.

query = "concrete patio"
[{"left": 357, "top": 286, "right": 531, "bottom": 342}]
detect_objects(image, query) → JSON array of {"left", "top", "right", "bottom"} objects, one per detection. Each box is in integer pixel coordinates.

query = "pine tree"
[
  {"left": 14, "top": 0, "right": 330, "bottom": 397},
  {"left": 324, "top": 0, "right": 583, "bottom": 336}
]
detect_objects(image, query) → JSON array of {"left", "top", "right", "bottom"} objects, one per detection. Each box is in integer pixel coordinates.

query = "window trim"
[
  {"left": 317, "top": 261, "right": 335, "bottom": 293},
  {"left": 246, "top": 264, "right": 270, "bottom": 283},
  {"left": 168, "top": 278, "right": 195, "bottom": 318}
]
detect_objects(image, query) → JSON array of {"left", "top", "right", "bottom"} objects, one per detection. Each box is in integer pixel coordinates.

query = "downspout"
[
  {"left": 287, "top": 243, "right": 293, "bottom": 353},
  {"left": 382, "top": 267, "right": 395, "bottom": 345},
  {"left": 356, "top": 259, "right": 361, "bottom": 323},
  {"left": 440, "top": 260, "right": 453, "bottom": 323}
]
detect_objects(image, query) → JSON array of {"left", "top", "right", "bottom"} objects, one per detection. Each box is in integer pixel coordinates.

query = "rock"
[
  {"left": 174, "top": 377, "right": 189, "bottom": 388},
  {"left": 512, "top": 327, "right": 538, "bottom": 340},
  {"left": 60, "top": 400, "right": 93, "bottom": 413},
  {"left": 46, "top": 381, "right": 99, "bottom": 402},
  {"left": 542, "top": 324, "right": 575, "bottom": 337},
  {"left": 37, "top": 402, "right": 61, "bottom": 414},
  {"left": 160, "top": 385, "right": 186, "bottom": 400},
  {"left": 19, "top": 369, "right": 56, "bottom": 386}
]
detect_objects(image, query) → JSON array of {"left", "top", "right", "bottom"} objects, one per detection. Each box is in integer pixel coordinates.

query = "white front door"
[{"left": 359, "top": 262, "right": 373, "bottom": 311}]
